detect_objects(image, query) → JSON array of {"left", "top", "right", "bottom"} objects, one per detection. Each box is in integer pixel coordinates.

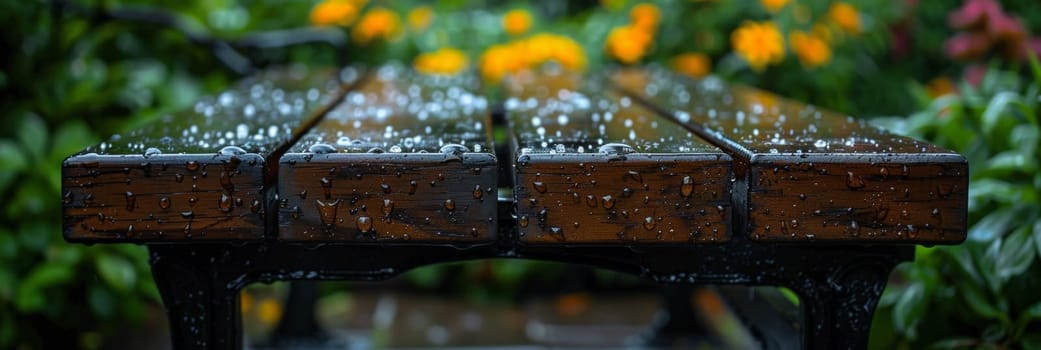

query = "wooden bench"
[{"left": 62, "top": 64, "right": 967, "bottom": 349}]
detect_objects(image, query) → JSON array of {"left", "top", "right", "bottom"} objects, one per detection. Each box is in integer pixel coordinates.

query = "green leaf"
[
  {"left": 95, "top": 255, "right": 137, "bottom": 293},
  {"left": 968, "top": 209, "right": 1017, "bottom": 242},
  {"left": 1013, "top": 301, "right": 1041, "bottom": 341},
  {"left": 15, "top": 262, "right": 74, "bottom": 312},
  {"left": 88, "top": 284, "right": 116, "bottom": 320},
  {"left": 996, "top": 226, "right": 1036, "bottom": 285},
  {"left": 893, "top": 282, "right": 925, "bottom": 340},
  {"left": 15, "top": 112, "right": 48, "bottom": 161},
  {"left": 48, "top": 121, "right": 96, "bottom": 164},
  {"left": 0, "top": 228, "right": 18, "bottom": 260},
  {"left": 0, "top": 140, "right": 28, "bottom": 191},
  {"left": 926, "top": 337, "right": 978, "bottom": 349}
]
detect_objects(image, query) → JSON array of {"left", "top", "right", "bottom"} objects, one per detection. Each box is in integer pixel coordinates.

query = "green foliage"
[{"left": 870, "top": 62, "right": 1041, "bottom": 348}]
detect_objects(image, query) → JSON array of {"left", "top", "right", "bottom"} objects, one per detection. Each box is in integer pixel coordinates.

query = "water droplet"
[
  {"left": 440, "top": 144, "right": 469, "bottom": 156},
  {"left": 250, "top": 199, "right": 261, "bottom": 213},
  {"left": 144, "top": 147, "right": 162, "bottom": 157},
  {"left": 533, "top": 181, "right": 547, "bottom": 193},
  {"left": 409, "top": 180, "right": 418, "bottom": 194},
  {"left": 601, "top": 195, "right": 615, "bottom": 209},
  {"left": 627, "top": 171, "right": 643, "bottom": 183},
  {"left": 680, "top": 176, "right": 694, "bottom": 197},
  {"left": 308, "top": 143, "right": 337, "bottom": 154},
  {"left": 598, "top": 143, "right": 635, "bottom": 156},
  {"left": 845, "top": 172, "right": 865, "bottom": 189},
  {"left": 519, "top": 215, "right": 529, "bottom": 228},
  {"left": 549, "top": 227, "right": 564, "bottom": 240},
  {"left": 380, "top": 183, "right": 391, "bottom": 194},
  {"left": 356, "top": 216, "right": 372, "bottom": 232},
  {"left": 218, "top": 146, "right": 246, "bottom": 156},
  {"left": 367, "top": 147, "right": 384, "bottom": 153},
  {"left": 444, "top": 199, "right": 455, "bottom": 211},
  {"left": 218, "top": 193, "right": 232, "bottom": 212},
  {"left": 124, "top": 191, "right": 135, "bottom": 211},
  {"left": 472, "top": 185, "right": 483, "bottom": 199},
  {"left": 643, "top": 216, "right": 655, "bottom": 230},
  {"left": 799, "top": 193, "right": 806, "bottom": 200},
  {"left": 320, "top": 177, "right": 333, "bottom": 199},
  {"left": 175, "top": 173, "right": 184, "bottom": 183},
  {"left": 316, "top": 199, "right": 340, "bottom": 228},
  {"left": 185, "top": 161, "right": 200, "bottom": 171},
  {"left": 381, "top": 199, "right": 394, "bottom": 216},
  {"left": 585, "top": 195, "right": 597, "bottom": 208},
  {"left": 180, "top": 210, "right": 194, "bottom": 219}
]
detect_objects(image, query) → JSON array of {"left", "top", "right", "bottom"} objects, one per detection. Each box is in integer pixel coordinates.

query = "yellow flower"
[
  {"left": 525, "top": 33, "right": 587, "bottom": 71},
  {"left": 760, "top": 0, "right": 789, "bottom": 13},
  {"left": 480, "top": 44, "right": 523, "bottom": 83},
  {"left": 789, "top": 31, "right": 831, "bottom": 68},
  {"left": 605, "top": 25, "right": 653, "bottom": 64},
  {"left": 352, "top": 7, "right": 401, "bottom": 45},
  {"left": 407, "top": 6, "right": 435, "bottom": 31},
  {"left": 414, "top": 48, "right": 469, "bottom": 76},
  {"left": 257, "top": 298, "right": 283, "bottom": 326},
  {"left": 479, "top": 33, "right": 586, "bottom": 83},
  {"left": 926, "top": 76, "right": 956, "bottom": 98},
  {"left": 240, "top": 292, "right": 254, "bottom": 314},
  {"left": 503, "top": 9, "right": 533, "bottom": 36},
  {"left": 730, "top": 21, "right": 784, "bottom": 71},
  {"left": 671, "top": 53, "right": 712, "bottom": 78},
  {"left": 309, "top": 0, "right": 363, "bottom": 27},
  {"left": 629, "top": 3, "right": 661, "bottom": 33},
  {"left": 828, "top": 3, "right": 861, "bottom": 35}
]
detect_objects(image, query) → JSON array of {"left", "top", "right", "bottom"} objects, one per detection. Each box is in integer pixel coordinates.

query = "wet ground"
[{"left": 112, "top": 283, "right": 767, "bottom": 349}]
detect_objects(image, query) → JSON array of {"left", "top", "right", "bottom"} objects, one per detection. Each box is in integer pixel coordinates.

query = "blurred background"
[{"left": 2, "top": 0, "right": 1041, "bottom": 348}]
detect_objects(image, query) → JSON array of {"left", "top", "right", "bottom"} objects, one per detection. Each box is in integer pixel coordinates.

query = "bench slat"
[
  {"left": 277, "top": 65, "right": 497, "bottom": 242},
  {"left": 62, "top": 66, "right": 357, "bottom": 242},
  {"left": 506, "top": 70, "right": 732, "bottom": 244},
  {"left": 612, "top": 68, "right": 967, "bottom": 243}
]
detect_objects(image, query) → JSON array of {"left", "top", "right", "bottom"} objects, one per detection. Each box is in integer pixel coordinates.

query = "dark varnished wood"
[
  {"left": 611, "top": 68, "right": 968, "bottom": 243},
  {"left": 62, "top": 66, "right": 359, "bottom": 242},
  {"left": 506, "top": 70, "right": 732, "bottom": 244},
  {"left": 277, "top": 65, "right": 497, "bottom": 242}
]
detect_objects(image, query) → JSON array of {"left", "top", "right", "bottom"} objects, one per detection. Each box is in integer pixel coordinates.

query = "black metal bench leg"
[
  {"left": 149, "top": 246, "right": 243, "bottom": 350},
  {"left": 793, "top": 259, "right": 897, "bottom": 350}
]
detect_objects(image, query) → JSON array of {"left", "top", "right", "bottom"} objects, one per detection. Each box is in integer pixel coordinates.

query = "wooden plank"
[
  {"left": 277, "top": 65, "right": 497, "bottom": 242},
  {"left": 62, "top": 66, "right": 359, "bottom": 242},
  {"left": 612, "top": 68, "right": 967, "bottom": 243},
  {"left": 506, "top": 70, "right": 732, "bottom": 244}
]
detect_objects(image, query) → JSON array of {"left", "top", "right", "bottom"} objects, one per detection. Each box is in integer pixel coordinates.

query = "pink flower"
[
  {"left": 964, "top": 64, "right": 987, "bottom": 87},
  {"left": 945, "top": 32, "right": 992, "bottom": 60},
  {"left": 986, "top": 13, "right": 1027, "bottom": 43},
  {"left": 948, "top": 0, "right": 1001, "bottom": 30}
]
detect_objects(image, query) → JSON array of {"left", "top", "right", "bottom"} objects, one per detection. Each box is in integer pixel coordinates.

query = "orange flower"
[
  {"left": 606, "top": 25, "right": 653, "bottom": 64},
  {"left": 926, "top": 76, "right": 957, "bottom": 98},
  {"left": 414, "top": 48, "right": 469, "bottom": 76},
  {"left": 671, "top": 53, "right": 712, "bottom": 78},
  {"left": 760, "top": 0, "right": 790, "bottom": 13},
  {"left": 257, "top": 299, "right": 283, "bottom": 326},
  {"left": 789, "top": 31, "right": 831, "bottom": 68},
  {"left": 407, "top": 6, "right": 435, "bottom": 31},
  {"left": 352, "top": 7, "right": 401, "bottom": 45},
  {"left": 731, "top": 21, "right": 785, "bottom": 71},
  {"left": 503, "top": 9, "right": 533, "bottom": 36},
  {"left": 309, "top": 0, "right": 363, "bottom": 27},
  {"left": 828, "top": 3, "right": 861, "bottom": 35},
  {"left": 629, "top": 3, "right": 661, "bottom": 33}
]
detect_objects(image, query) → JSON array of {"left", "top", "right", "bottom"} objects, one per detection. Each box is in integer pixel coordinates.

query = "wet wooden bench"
[{"left": 62, "top": 64, "right": 967, "bottom": 349}]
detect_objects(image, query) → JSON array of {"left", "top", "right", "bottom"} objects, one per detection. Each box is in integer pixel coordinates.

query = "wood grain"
[
  {"left": 611, "top": 67, "right": 968, "bottom": 243},
  {"left": 277, "top": 65, "right": 497, "bottom": 242},
  {"left": 506, "top": 70, "right": 732, "bottom": 244},
  {"left": 62, "top": 66, "right": 357, "bottom": 242}
]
